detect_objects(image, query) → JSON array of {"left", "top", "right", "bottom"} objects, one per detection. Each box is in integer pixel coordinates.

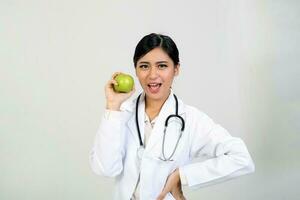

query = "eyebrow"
[{"left": 138, "top": 61, "right": 168, "bottom": 65}]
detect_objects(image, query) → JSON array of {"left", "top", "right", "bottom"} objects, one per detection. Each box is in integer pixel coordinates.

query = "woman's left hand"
[{"left": 156, "top": 169, "right": 186, "bottom": 200}]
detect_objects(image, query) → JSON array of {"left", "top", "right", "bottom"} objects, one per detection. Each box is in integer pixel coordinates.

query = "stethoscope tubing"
[{"left": 135, "top": 93, "right": 185, "bottom": 161}]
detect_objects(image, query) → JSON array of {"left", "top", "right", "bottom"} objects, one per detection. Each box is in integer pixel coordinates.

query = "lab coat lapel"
[{"left": 126, "top": 93, "right": 146, "bottom": 146}]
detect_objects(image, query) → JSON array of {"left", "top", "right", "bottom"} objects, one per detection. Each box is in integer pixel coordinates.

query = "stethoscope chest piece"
[{"left": 137, "top": 146, "right": 145, "bottom": 160}]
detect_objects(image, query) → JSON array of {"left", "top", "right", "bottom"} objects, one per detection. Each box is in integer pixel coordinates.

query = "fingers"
[
  {"left": 106, "top": 72, "right": 121, "bottom": 90},
  {"left": 156, "top": 182, "right": 171, "bottom": 200},
  {"left": 156, "top": 193, "right": 166, "bottom": 200},
  {"left": 111, "top": 71, "right": 122, "bottom": 79},
  {"left": 107, "top": 79, "right": 118, "bottom": 88},
  {"left": 107, "top": 72, "right": 135, "bottom": 93},
  {"left": 157, "top": 169, "right": 183, "bottom": 200},
  {"left": 110, "top": 72, "right": 122, "bottom": 86}
]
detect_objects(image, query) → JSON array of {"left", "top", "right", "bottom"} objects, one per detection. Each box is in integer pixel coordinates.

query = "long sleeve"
[
  {"left": 89, "top": 109, "right": 129, "bottom": 177},
  {"left": 179, "top": 110, "right": 255, "bottom": 188}
]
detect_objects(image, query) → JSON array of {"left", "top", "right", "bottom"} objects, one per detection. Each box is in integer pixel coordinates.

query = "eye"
[
  {"left": 139, "top": 65, "right": 149, "bottom": 70},
  {"left": 158, "top": 64, "right": 168, "bottom": 69}
]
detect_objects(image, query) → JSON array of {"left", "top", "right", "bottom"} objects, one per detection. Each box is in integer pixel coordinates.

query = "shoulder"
[
  {"left": 179, "top": 101, "right": 216, "bottom": 133},
  {"left": 183, "top": 102, "right": 213, "bottom": 123}
]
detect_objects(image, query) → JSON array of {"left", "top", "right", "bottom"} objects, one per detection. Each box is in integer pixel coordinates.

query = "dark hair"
[{"left": 133, "top": 33, "right": 180, "bottom": 67}]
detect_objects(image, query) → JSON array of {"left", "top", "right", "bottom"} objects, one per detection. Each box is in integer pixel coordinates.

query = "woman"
[{"left": 89, "top": 33, "right": 255, "bottom": 200}]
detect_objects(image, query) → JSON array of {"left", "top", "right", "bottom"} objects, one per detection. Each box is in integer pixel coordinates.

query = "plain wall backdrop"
[{"left": 1, "top": 0, "right": 299, "bottom": 199}]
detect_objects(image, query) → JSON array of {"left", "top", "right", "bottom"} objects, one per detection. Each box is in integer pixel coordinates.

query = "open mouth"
[{"left": 147, "top": 83, "right": 162, "bottom": 94}]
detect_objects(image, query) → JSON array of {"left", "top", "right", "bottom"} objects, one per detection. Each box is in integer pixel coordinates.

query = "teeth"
[
  {"left": 149, "top": 83, "right": 159, "bottom": 87},
  {"left": 149, "top": 83, "right": 160, "bottom": 87}
]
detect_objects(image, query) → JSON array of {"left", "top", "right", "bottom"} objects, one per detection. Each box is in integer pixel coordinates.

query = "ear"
[{"left": 174, "top": 64, "right": 180, "bottom": 76}]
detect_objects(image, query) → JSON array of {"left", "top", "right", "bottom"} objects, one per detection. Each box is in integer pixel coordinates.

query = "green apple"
[{"left": 113, "top": 73, "right": 134, "bottom": 93}]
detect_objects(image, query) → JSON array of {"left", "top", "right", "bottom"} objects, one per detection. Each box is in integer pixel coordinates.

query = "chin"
[
  {"left": 147, "top": 94, "right": 163, "bottom": 101},
  {"left": 144, "top": 90, "right": 168, "bottom": 101}
]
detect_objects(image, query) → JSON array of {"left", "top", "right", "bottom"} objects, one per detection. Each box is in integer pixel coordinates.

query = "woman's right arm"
[{"left": 89, "top": 72, "right": 135, "bottom": 177}]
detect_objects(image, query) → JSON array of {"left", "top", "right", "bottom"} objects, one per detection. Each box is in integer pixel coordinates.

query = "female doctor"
[{"left": 89, "top": 33, "right": 255, "bottom": 200}]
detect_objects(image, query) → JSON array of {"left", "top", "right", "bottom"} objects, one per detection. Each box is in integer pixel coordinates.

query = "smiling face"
[{"left": 135, "top": 47, "right": 180, "bottom": 102}]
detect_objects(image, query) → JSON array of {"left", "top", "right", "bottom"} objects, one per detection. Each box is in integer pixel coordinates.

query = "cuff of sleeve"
[
  {"left": 179, "top": 168, "right": 188, "bottom": 186},
  {"left": 104, "top": 109, "right": 123, "bottom": 120}
]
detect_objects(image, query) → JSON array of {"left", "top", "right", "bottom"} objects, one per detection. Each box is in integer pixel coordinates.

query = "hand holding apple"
[
  {"left": 113, "top": 73, "right": 134, "bottom": 93},
  {"left": 105, "top": 72, "right": 135, "bottom": 111}
]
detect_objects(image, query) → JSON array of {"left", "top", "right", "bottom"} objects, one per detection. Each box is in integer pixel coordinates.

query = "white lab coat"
[{"left": 89, "top": 91, "right": 255, "bottom": 200}]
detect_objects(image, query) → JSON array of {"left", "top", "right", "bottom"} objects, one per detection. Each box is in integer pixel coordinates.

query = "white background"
[{"left": 1, "top": 0, "right": 299, "bottom": 199}]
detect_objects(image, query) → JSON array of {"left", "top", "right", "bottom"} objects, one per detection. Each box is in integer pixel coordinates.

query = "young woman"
[{"left": 90, "top": 33, "right": 255, "bottom": 200}]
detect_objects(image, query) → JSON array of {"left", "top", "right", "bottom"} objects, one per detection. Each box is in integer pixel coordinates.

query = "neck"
[
  {"left": 145, "top": 98, "right": 164, "bottom": 112},
  {"left": 145, "top": 90, "right": 171, "bottom": 113}
]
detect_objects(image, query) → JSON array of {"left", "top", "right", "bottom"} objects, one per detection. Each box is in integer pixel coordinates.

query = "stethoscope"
[{"left": 135, "top": 93, "right": 185, "bottom": 162}]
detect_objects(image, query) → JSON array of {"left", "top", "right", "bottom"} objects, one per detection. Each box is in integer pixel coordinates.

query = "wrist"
[{"left": 106, "top": 102, "right": 121, "bottom": 111}]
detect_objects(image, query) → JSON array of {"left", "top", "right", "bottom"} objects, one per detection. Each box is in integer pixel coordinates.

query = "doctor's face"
[{"left": 135, "top": 47, "right": 179, "bottom": 102}]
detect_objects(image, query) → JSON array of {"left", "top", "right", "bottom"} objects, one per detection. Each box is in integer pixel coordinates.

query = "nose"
[{"left": 149, "top": 66, "right": 158, "bottom": 79}]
